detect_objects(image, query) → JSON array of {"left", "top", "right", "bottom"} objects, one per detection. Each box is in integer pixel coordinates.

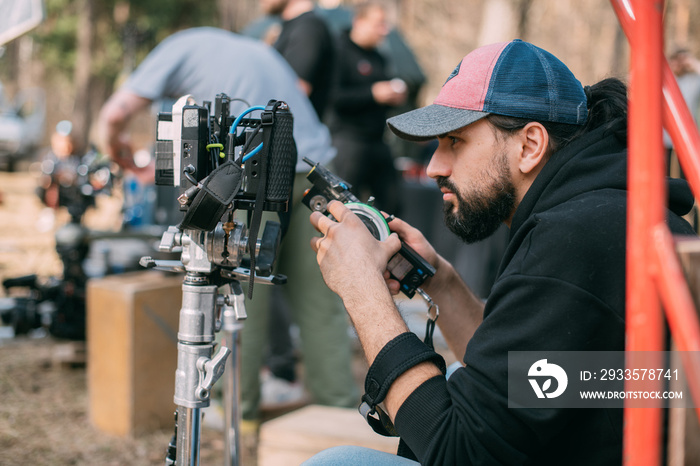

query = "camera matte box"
[{"left": 86, "top": 271, "right": 182, "bottom": 436}]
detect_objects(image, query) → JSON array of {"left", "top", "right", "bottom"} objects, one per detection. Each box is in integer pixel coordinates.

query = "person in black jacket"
[
  {"left": 328, "top": 2, "right": 407, "bottom": 214},
  {"left": 260, "top": 0, "right": 335, "bottom": 119},
  {"left": 303, "top": 40, "right": 696, "bottom": 465}
]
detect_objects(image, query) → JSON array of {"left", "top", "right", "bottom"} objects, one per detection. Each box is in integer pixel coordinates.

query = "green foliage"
[{"left": 30, "top": 0, "right": 218, "bottom": 85}]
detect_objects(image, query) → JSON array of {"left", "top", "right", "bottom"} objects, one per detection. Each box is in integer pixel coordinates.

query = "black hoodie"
[{"left": 392, "top": 118, "right": 696, "bottom": 465}]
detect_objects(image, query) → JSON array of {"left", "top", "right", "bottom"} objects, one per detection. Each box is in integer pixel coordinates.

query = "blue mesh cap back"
[{"left": 483, "top": 40, "right": 588, "bottom": 125}]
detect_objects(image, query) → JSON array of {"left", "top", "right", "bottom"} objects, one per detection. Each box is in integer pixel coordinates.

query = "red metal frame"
[{"left": 611, "top": 0, "right": 700, "bottom": 464}]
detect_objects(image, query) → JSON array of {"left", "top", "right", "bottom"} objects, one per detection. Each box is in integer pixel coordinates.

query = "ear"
[{"left": 517, "top": 122, "right": 549, "bottom": 174}]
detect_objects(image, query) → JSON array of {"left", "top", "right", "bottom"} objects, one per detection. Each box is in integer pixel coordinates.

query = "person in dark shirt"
[
  {"left": 327, "top": 2, "right": 407, "bottom": 214},
  {"left": 258, "top": 0, "right": 340, "bottom": 401},
  {"left": 261, "top": 0, "right": 335, "bottom": 119},
  {"left": 302, "top": 40, "right": 696, "bottom": 465}
]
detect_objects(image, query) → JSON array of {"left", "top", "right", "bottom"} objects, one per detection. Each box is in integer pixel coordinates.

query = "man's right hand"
[
  {"left": 371, "top": 80, "right": 408, "bottom": 107},
  {"left": 108, "top": 134, "right": 136, "bottom": 171},
  {"left": 383, "top": 215, "right": 445, "bottom": 296},
  {"left": 97, "top": 90, "right": 152, "bottom": 171}
]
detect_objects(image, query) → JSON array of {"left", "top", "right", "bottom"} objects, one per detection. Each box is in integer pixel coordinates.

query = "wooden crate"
[
  {"left": 86, "top": 271, "right": 183, "bottom": 436},
  {"left": 258, "top": 405, "right": 400, "bottom": 465}
]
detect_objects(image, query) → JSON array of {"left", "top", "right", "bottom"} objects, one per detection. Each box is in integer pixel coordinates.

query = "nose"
[{"left": 426, "top": 142, "right": 451, "bottom": 180}]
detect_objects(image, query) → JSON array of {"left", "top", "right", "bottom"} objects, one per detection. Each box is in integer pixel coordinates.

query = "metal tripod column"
[
  {"left": 221, "top": 281, "right": 247, "bottom": 466},
  {"left": 174, "top": 272, "right": 230, "bottom": 466}
]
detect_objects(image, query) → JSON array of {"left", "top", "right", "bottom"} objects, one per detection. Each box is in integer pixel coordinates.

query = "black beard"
[{"left": 437, "top": 161, "right": 516, "bottom": 244}]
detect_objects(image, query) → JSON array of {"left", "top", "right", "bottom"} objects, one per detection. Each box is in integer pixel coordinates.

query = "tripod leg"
[
  {"left": 173, "top": 274, "right": 219, "bottom": 466},
  {"left": 223, "top": 323, "right": 244, "bottom": 466},
  {"left": 176, "top": 407, "right": 202, "bottom": 466},
  {"left": 222, "top": 281, "right": 246, "bottom": 466}
]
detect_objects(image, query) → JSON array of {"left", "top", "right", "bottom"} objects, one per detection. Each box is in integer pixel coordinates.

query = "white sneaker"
[{"left": 260, "top": 369, "right": 308, "bottom": 411}]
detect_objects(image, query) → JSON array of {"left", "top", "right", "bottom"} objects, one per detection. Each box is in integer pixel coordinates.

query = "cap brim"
[{"left": 387, "top": 104, "right": 490, "bottom": 142}]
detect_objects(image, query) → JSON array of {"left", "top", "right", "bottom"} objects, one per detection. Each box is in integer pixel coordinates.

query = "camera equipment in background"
[
  {"left": 139, "top": 93, "right": 296, "bottom": 466},
  {"left": 302, "top": 157, "right": 435, "bottom": 298},
  {"left": 0, "top": 146, "right": 130, "bottom": 340}
]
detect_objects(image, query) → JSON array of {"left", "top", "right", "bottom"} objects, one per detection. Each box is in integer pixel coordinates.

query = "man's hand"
[
  {"left": 371, "top": 80, "right": 408, "bottom": 107},
  {"left": 382, "top": 214, "right": 444, "bottom": 296},
  {"left": 108, "top": 134, "right": 137, "bottom": 171},
  {"left": 310, "top": 200, "right": 401, "bottom": 303},
  {"left": 97, "top": 90, "right": 151, "bottom": 171}
]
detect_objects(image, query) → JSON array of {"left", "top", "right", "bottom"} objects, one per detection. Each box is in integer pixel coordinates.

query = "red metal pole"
[
  {"left": 611, "top": 0, "right": 700, "bottom": 200},
  {"left": 652, "top": 225, "right": 700, "bottom": 422},
  {"left": 662, "top": 62, "right": 700, "bottom": 198},
  {"left": 625, "top": 1, "right": 665, "bottom": 465}
]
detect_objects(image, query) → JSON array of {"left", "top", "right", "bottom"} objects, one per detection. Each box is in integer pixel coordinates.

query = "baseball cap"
[{"left": 387, "top": 40, "right": 588, "bottom": 141}]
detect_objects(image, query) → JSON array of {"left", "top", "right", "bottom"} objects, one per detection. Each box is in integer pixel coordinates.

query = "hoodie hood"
[{"left": 510, "top": 117, "right": 695, "bottom": 238}]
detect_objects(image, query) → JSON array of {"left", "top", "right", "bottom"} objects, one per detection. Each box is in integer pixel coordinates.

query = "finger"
[
  {"left": 310, "top": 211, "right": 333, "bottom": 234},
  {"left": 385, "top": 232, "right": 402, "bottom": 255},
  {"left": 382, "top": 270, "right": 401, "bottom": 296},
  {"left": 386, "top": 279, "right": 401, "bottom": 296},
  {"left": 310, "top": 235, "right": 321, "bottom": 253},
  {"left": 326, "top": 200, "right": 352, "bottom": 223},
  {"left": 385, "top": 214, "right": 412, "bottom": 235}
]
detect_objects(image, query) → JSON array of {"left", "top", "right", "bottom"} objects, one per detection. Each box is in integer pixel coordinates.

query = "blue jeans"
[{"left": 301, "top": 446, "right": 420, "bottom": 465}]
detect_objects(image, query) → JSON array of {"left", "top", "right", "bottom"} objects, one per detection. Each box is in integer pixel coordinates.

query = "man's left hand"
[{"left": 309, "top": 200, "right": 401, "bottom": 303}]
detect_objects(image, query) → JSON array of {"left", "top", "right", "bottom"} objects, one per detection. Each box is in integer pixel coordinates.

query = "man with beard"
[{"left": 303, "top": 40, "right": 696, "bottom": 465}]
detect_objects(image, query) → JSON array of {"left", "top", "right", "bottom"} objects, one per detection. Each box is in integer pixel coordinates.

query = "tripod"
[{"left": 142, "top": 221, "right": 284, "bottom": 466}]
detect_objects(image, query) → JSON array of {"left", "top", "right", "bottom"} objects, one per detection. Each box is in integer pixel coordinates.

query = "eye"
[{"left": 448, "top": 136, "right": 459, "bottom": 146}]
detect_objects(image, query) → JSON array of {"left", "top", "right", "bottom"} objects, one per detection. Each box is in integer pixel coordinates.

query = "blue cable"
[
  {"left": 242, "top": 143, "right": 263, "bottom": 162},
  {"left": 230, "top": 106, "right": 265, "bottom": 162}
]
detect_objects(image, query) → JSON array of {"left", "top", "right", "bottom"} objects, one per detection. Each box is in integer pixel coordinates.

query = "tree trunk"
[
  {"left": 72, "top": 0, "right": 95, "bottom": 154},
  {"left": 217, "top": 0, "right": 259, "bottom": 33},
  {"left": 477, "top": 0, "right": 516, "bottom": 46}
]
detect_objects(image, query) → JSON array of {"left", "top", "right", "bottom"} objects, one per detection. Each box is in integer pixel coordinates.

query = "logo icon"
[{"left": 528, "top": 359, "right": 568, "bottom": 399}]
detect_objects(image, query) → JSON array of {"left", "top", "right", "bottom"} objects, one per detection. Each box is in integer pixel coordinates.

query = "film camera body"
[{"left": 144, "top": 93, "right": 296, "bottom": 284}]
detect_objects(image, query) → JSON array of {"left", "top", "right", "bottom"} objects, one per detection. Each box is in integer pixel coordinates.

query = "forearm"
[
  {"left": 343, "top": 273, "right": 410, "bottom": 362},
  {"left": 345, "top": 274, "right": 444, "bottom": 421},
  {"left": 333, "top": 84, "right": 375, "bottom": 112},
  {"left": 96, "top": 90, "right": 150, "bottom": 158},
  {"left": 309, "top": 203, "right": 447, "bottom": 422}
]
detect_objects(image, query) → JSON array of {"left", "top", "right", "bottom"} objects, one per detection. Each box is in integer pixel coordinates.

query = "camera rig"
[
  {"left": 139, "top": 93, "right": 297, "bottom": 466},
  {"left": 143, "top": 93, "right": 296, "bottom": 286}
]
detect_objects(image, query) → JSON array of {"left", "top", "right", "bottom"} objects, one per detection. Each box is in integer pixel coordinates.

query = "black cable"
[{"left": 235, "top": 123, "right": 262, "bottom": 165}]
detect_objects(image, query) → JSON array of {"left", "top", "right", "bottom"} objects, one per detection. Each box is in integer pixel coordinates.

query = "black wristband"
[{"left": 361, "top": 332, "right": 446, "bottom": 411}]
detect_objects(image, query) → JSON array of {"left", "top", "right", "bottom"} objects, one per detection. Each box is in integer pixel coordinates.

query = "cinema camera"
[{"left": 139, "top": 93, "right": 296, "bottom": 466}]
